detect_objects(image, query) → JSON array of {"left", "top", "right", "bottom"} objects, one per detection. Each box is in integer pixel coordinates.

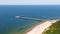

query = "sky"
[{"left": 0, "top": 0, "right": 60, "bottom": 5}]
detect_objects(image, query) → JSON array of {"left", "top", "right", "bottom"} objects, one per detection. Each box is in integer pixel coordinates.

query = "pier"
[
  {"left": 16, "top": 16, "right": 59, "bottom": 21},
  {"left": 16, "top": 16, "right": 46, "bottom": 21}
]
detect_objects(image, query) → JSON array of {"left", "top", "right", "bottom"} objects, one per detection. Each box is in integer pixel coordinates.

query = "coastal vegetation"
[{"left": 42, "top": 20, "right": 60, "bottom": 34}]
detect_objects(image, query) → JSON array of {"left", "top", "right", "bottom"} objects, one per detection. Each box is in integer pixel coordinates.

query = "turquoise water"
[{"left": 0, "top": 5, "right": 60, "bottom": 34}]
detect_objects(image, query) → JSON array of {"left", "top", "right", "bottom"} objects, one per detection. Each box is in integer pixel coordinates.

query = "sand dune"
[{"left": 26, "top": 20, "right": 59, "bottom": 34}]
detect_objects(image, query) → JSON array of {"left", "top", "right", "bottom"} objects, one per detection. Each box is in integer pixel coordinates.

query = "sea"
[{"left": 0, "top": 5, "right": 60, "bottom": 34}]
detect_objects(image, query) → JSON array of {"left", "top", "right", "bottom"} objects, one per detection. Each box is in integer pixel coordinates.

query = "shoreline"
[
  {"left": 25, "top": 19, "right": 59, "bottom": 34},
  {"left": 24, "top": 21, "right": 46, "bottom": 34}
]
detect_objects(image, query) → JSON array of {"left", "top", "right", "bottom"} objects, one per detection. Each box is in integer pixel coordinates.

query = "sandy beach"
[{"left": 26, "top": 20, "right": 59, "bottom": 34}]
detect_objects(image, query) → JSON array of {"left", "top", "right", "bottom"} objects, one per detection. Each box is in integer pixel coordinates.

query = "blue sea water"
[{"left": 0, "top": 5, "right": 60, "bottom": 34}]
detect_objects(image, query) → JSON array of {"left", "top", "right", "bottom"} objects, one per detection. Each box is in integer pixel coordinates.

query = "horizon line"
[{"left": 0, "top": 3, "right": 60, "bottom": 5}]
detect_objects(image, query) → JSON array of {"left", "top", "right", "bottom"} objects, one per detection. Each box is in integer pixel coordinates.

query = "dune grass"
[{"left": 42, "top": 20, "right": 60, "bottom": 34}]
